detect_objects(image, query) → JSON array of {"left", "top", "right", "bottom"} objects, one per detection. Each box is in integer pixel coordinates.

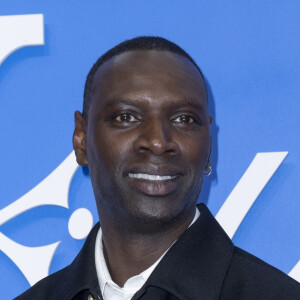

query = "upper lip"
[{"left": 125, "top": 164, "right": 184, "bottom": 177}]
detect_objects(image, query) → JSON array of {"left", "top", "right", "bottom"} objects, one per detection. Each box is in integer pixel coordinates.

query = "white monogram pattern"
[{"left": 0, "top": 14, "right": 299, "bottom": 291}]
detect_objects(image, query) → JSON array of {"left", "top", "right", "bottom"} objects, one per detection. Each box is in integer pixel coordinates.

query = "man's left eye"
[{"left": 173, "top": 115, "right": 194, "bottom": 124}]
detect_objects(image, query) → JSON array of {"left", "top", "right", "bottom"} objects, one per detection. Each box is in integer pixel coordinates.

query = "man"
[{"left": 16, "top": 36, "right": 300, "bottom": 299}]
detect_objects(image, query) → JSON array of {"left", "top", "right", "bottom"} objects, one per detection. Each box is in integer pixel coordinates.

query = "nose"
[{"left": 133, "top": 117, "right": 179, "bottom": 156}]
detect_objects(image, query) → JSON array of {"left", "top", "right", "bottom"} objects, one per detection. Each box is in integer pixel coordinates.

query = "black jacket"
[{"left": 16, "top": 204, "right": 300, "bottom": 299}]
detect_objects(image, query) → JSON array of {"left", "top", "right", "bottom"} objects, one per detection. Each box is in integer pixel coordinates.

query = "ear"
[
  {"left": 205, "top": 160, "right": 211, "bottom": 171},
  {"left": 206, "top": 116, "right": 213, "bottom": 170},
  {"left": 73, "top": 111, "right": 88, "bottom": 166}
]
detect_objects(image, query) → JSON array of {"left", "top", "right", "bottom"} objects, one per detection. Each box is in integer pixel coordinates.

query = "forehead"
[{"left": 90, "top": 50, "right": 207, "bottom": 112}]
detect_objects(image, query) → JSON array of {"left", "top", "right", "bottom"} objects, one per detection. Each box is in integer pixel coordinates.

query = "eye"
[
  {"left": 115, "top": 113, "right": 139, "bottom": 123},
  {"left": 173, "top": 115, "right": 195, "bottom": 124}
]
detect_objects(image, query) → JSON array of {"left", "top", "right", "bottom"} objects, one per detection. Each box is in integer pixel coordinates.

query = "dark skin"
[{"left": 73, "top": 50, "right": 212, "bottom": 287}]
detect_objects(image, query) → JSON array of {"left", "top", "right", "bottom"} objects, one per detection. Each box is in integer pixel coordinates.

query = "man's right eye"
[{"left": 115, "top": 113, "right": 139, "bottom": 123}]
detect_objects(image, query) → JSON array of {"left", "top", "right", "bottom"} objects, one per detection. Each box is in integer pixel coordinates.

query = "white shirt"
[{"left": 95, "top": 208, "right": 200, "bottom": 300}]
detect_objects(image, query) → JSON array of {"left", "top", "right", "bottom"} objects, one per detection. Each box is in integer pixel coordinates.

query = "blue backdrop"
[{"left": 0, "top": 1, "right": 299, "bottom": 299}]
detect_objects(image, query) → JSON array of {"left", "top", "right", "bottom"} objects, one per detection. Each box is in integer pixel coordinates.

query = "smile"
[
  {"left": 127, "top": 172, "right": 180, "bottom": 196},
  {"left": 128, "top": 173, "right": 176, "bottom": 181}
]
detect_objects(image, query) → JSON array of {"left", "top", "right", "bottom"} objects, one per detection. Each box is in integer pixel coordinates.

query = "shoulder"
[
  {"left": 14, "top": 266, "right": 69, "bottom": 300},
  {"left": 14, "top": 223, "right": 101, "bottom": 300},
  {"left": 220, "top": 246, "right": 300, "bottom": 299}
]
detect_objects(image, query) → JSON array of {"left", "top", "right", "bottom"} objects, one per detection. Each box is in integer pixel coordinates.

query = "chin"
[{"left": 120, "top": 193, "right": 191, "bottom": 228}]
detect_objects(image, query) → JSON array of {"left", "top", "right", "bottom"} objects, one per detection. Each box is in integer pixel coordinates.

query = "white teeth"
[{"left": 128, "top": 173, "right": 175, "bottom": 180}]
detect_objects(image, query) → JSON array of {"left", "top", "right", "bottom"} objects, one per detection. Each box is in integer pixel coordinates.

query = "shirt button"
[{"left": 88, "top": 295, "right": 94, "bottom": 300}]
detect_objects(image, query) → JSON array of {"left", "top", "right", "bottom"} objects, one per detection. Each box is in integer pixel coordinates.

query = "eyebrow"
[
  {"left": 175, "top": 97, "right": 204, "bottom": 109},
  {"left": 105, "top": 98, "right": 139, "bottom": 107},
  {"left": 105, "top": 97, "right": 204, "bottom": 109}
]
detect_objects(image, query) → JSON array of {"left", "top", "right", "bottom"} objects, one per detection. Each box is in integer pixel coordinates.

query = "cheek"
[
  {"left": 88, "top": 128, "right": 134, "bottom": 173},
  {"left": 180, "top": 132, "right": 210, "bottom": 169}
]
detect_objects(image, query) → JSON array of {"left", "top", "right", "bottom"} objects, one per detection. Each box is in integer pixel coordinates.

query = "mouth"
[
  {"left": 128, "top": 173, "right": 177, "bottom": 181},
  {"left": 126, "top": 168, "right": 182, "bottom": 196}
]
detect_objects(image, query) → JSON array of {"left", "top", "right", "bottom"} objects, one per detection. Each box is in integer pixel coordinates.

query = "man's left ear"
[
  {"left": 205, "top": 126, "right": 212, "bottom": 175},
  {"left": 73, "top": 111, "right": 88, "bottom": 166},
  {"left": 204, "top": 160, "right": 212, "bottom": 176},
  {"left": 208, "top": 115, "right": 213, "bottom": 161}
]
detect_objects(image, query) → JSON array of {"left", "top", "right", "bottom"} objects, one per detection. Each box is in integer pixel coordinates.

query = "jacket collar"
[
  {"left": 60, "top": 203, "right": 234, "bottom": 299},
  {"left": 58, "top": 222, "right": 101, "bottom": 299},
  {"left": 133, "top": 203, "right": 234, "bottom": 299}
]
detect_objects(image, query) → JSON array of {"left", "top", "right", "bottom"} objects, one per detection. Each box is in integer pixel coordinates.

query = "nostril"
[{"left": 139, "top": 146, "right": 149, "bottom": 153}]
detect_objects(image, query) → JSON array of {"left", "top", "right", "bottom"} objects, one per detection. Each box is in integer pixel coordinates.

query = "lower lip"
[{"left": 127, "top": 176, "right": 180, "bottom": 196}]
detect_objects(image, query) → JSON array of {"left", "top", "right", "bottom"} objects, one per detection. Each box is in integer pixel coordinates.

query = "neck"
[{"left": 99, "top": 208, "right": 196, "bottom": 287}]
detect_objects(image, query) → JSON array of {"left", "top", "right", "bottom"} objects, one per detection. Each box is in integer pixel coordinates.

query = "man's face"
[{"left": 84, "top": 50, "right": 211, "bottom": 226}]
